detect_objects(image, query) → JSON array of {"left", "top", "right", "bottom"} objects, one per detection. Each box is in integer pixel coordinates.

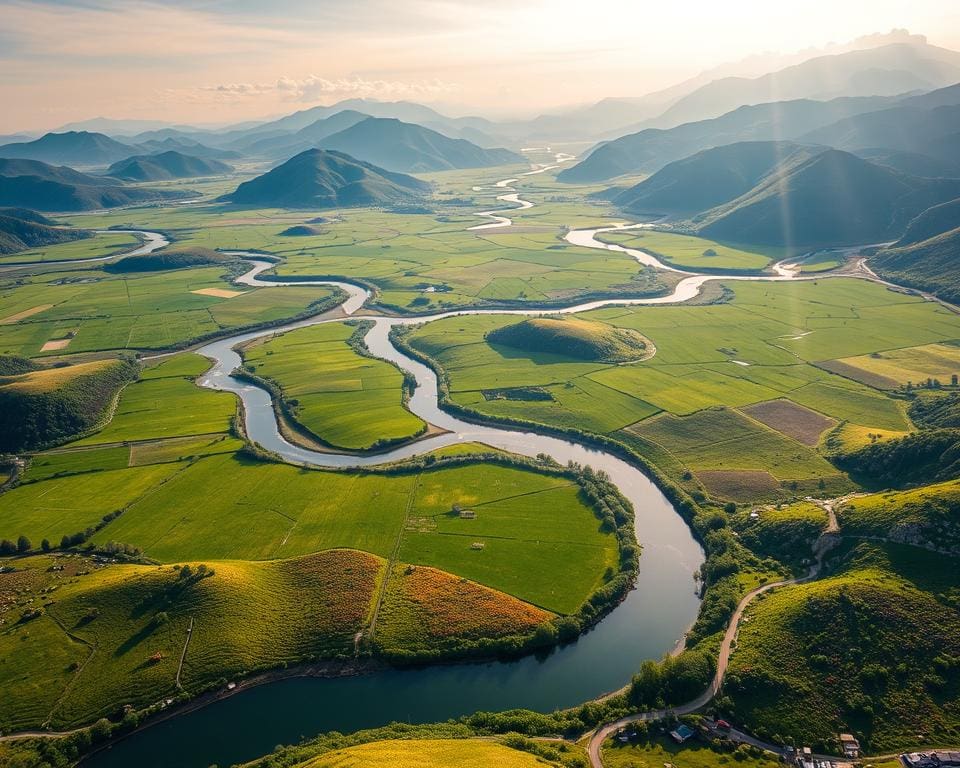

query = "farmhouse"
[
  {"left": 839, "top": 734, "right": 860, "bottom": 758},
  {"left": 458, "top": 509, "right": 477, "bottom": 519},
  {"left": 902, "top": 752, "right": 960, "bottom": 768},
  {"left": 670, "top": 724, "right": 695, "bottom": 743}
]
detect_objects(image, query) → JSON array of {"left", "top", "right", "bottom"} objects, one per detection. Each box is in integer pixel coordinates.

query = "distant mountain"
[
  {"left": 134, "top": 137, "right": 240, "bottom": 161},
  {"left": 238, "top": 110, "right": 370, "bottom": 159},
  {"left": 56, "top": 117, "right": 189, "bottom": 136},
  {"left": 221, "top": 148, "right": 431, "bottom": 208},
  {"left": 872, "top": 198, "right": 960, "bottom": 301},
  {"left": 0, "top": 208, "right": 91, "bottom": 254},
  {"left": 614, "top": 141, "right": 960, "bottom": 248},
  {"left": 106, "top": 151, "right": 233, "bottom": 181},
  {"left": 315, "top": 117, "right": 522, "bottom": 173},
  {"left": 559, "top": 94, "right": 897, "bottom": 183},
  {"left": 646, "top": 43, "right": 960, "bottom": 130},
  {"left": 0, "top": 158, "right": 190, "bottom": 211},
  {"left": 614, "top": 141, "right": 819, "bottom": 215},
  {"left": 0, "top": 131, "right": 137, "bottom": 166}
]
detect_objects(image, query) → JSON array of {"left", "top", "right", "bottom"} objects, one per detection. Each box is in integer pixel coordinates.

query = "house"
[
  {"left": 839, "top": 734, "right": 860, "bottom": 758},
  {"left": 903, "top": 752, "right": 960, "bottom": 768},
  {"left": 670, "top": 724, "right": 695, "bottom": 744},
  {"left": 458, "top": 509, "right": 477, "bottom": 519}
]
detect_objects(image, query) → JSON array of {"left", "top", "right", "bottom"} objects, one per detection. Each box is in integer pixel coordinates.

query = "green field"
[
  {"left": 598, "top": 229, "right": 775, "bottom": 272},
  {"left": 295, "top": 738, "right": 563, "bottom": 768},
  {"left": 0, "top": 262, "right": 337, "bottom": 356},
  {"left": 0, "top": 231, "right": 141, "bottom": 265},
  {"left": 243, "top": 321, "right": 426, "bottom": 450},
  {"left": 603, "top": 733, "right": 780, "bottom": 768}
]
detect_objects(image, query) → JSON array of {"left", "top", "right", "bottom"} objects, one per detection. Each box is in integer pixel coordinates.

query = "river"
[{"left": 82, "top": 151, "right": 827, "bottom": 767}]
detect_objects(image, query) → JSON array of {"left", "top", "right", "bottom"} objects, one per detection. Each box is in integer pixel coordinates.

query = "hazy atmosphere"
[{"left": 3, "top": 0, "right": 960, "bottom": 131}]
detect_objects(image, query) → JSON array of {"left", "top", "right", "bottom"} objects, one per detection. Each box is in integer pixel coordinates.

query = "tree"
[
  {"left": 41, "top": 538, "right": 51, "bottom": 552},
  {"left": 0, "top": 539, "right": 15, "bottom": 555},
  {"left": 16, "top": 535, "right": 31, "bottom": 553}
]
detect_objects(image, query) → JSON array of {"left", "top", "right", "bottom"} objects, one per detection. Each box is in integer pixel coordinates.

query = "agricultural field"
[
  {"left": 243, "top": 321, "right": 426, "bottom": 450},
  {"left": 406, "top": 278, "right": 955, "bottom": 500},
  {"left": 294, "top": 738, "right": 563, "bottom": 768},
  {"left": 0, "top": 231, "right": 141, "bottom": 265},
  {"left": 597, "top": 229, "right": 776, "bottom": 272},
  {"left": 724, "top": 541, "right": 960, "bottom": 751},
  {"left": 58, "top": 176, "right": 670, "bottom": 314},
  {"left": 829, "top": 342, "right": 960, "bottom": 388},
  {"left": 0, "top": 261, "right": 337, "bottom": 356}
]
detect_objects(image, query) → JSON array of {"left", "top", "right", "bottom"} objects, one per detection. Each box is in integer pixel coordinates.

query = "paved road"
[{"left": 587, "top": 564, "right": 819, "bottom": 768}]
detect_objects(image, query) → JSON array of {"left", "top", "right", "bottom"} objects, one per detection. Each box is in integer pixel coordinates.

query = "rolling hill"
[
  {"left": 106, "top": 150, "right": 233, "bottom": 181},
  {"left": 558, "top": 95, "right": 897, "bottom": 183},
  {"left": 870, "top": 197, "right": 960, "bottom": 301},
  {"left": 0, "top": 208, "right": 91, "bottom": 254},
  {"left": 221, "top": 148, "right": 431, "bottom": 208},
  {"left": 315, "top": 117, "right": 522, "bottom": 173},
  {"left": 486, "top": 317, "right": 650, "bottom": 363},
  {"left": 614, "top": 141, "right": 960, "bottom": 248},
  {"left": 0, "top": 131, "right": 137, "bottom": 166},
  {"left": 0, "top": 158, "right": 191, "bottom": 211}
]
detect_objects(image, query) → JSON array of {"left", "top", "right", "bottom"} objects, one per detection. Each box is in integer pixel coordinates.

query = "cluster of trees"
[
  {"left": 629, "top": 649, "right": 716, "bottom": 709},
  {"left": 909, "top": 391, "right": 960, "bottom": 428},
  {"left": 0, "top": 534, "right": 35, "bottom": 555},
  {"left": 836, "top": 428, "right": 960, "bottom": 487}
]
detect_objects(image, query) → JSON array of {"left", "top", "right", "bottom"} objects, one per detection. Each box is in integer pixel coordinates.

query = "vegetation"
[
  {"left": 487, "top": 317, "right": 650, "bottom": 363},
  {"left": 835, "top": 429, "right": 960, "bottom": 487},
  {"left": 0, "top": 357, "right": 139, "bottom": 451},
  {"left": 292, "top": 738, "right": 567, "bottom": 768},
  {"left": 105, "top": 150, "right": 232, "bottom": 182},
  {"left": 242, "top": 321, "right": 426, "bottom": 451},
  {"left": 0, "top": 207, "right": 90, "bottom": 255},
  {"left": 103, "top": 246, "right": 231, "bottom": 273},
  {"left": 723, "top": 541, "right": 960, "bottom": 751},
  {"left": 597, "top": 229, "right": 774, "bottom": 272},
  {"left": 603, "top": 731, "right": 780, "bottom": 768}
]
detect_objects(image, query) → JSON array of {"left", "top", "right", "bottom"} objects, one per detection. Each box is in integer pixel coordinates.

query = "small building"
[
  {"left": 670, "top": 724, "right": 695, "bottom": 744},
  {"left": 839, "top": 734, "right": 860, "bottom": 759},
  {"left": 470, "top": 542, "right": 485, "bottom": 550},
  {"left": 903, "top": 753, "right": 960, "bottom": 768},
  {"left": 458, "top": 509, "right": 477, "bottom": 519}
]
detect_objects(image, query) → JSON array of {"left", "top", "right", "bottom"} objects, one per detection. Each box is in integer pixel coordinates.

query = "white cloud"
[{"left": 195, "top": 75, "right": 458, "bottom": 103}]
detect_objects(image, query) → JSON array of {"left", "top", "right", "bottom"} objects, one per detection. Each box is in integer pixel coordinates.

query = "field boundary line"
[
  {"left": 175, "top": 617, "right": 194, "bottom": 690},
  {"left": 42, "top": 608, "right": 97, "bottom": 728},
  {"left": 365, "top": 473, "right": 421, "bottom": 643}
]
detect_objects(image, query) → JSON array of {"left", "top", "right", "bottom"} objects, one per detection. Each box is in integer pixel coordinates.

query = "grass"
[
  {"left": 733, "top": 501, "right": 828, "bottom": 565},
  {"left": 725, "top": 541, "right": 960, "bottom": 751},
  {"left": 0, "top": 550, "right": 383, "bottom": 730},
  {"left": 295, "top": 738, "right": 560, "bottom": 768},
  {"left": 597, "top": 229, "right": 774, "bottom": 272},
  {"left": 243, "top": 322, "right": 426, "bottom": 450},
  {"left": 831, "top": 343, "right": 960, "bottom": 388},
  {"left": 0, "top": 261, "right": 337, "bottom": 357},
  {"left": 836, "top": 479, "right": 960, "bottom": 553},
  {"left": 603, "top": 733, "right": 781, "bottom": 768},
  {"left": 0, "top": 231, "right": 140, "bottom": 265},
  {"left": 488, "top": 317, "right": 650, "bottom": 363},
  {"left": 374, "top": 563, "right": 553, "bottom": 654}
]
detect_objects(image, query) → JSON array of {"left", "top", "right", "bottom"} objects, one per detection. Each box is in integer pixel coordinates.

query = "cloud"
[{"left": 192, "top": 75, "right": 458, "bottom": 103}]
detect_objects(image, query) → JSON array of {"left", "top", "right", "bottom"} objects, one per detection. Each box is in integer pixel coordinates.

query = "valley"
[{"left": 2, "top": 25, "right": 960, "bottom": 768}]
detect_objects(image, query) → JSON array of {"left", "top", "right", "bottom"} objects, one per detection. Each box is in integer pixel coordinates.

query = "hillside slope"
[
  {"left": 106, "top": 150, "right": 232, "bottom": 181},
  {"left": 0, "top": 131, "right": 136, "bottom": 165},
  {"left": 0, "top": 208, "right": 91, "bottom": 254},
  {"left": 222, "top": 148, "right": 431, "bottom": 208}
]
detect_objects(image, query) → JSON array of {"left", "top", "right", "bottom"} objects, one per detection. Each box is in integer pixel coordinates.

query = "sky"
[{"left": 2, "top": 0, "right": 960, "bottom": 133}]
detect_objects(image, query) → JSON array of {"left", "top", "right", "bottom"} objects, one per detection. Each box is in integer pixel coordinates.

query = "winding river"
[{"left": 82, "top": 153, "right": 837, "bottom": 767}]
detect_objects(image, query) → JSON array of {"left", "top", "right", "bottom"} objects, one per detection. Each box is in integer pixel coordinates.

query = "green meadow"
[
  {"left": 0, "top": 231, "right": 141, "bottom": 265},
  {"left": 597, "top": 229, "right": 777, "bottom": 272},
  {"left": 243, "top": 321, "right": 426, "bottom": 450}
]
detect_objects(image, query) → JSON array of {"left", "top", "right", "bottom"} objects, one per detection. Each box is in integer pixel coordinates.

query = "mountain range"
[
  {"left": 221, "top": 149, "right": 431, "bottom": 208},
  {"left": 613, "top": 141, "right": 960, "bottom": 248},
  {"left": 0, "top": 158, "right": 191, "bottom": 211},
  {"left": 0, "top": 131, "right": 137, "bottom": 166}
]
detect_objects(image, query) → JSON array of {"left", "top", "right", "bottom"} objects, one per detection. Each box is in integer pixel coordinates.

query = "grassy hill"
[
  {"left": 0, "top": 357, "right": 139, "bottom": 451},
  {"left": 222, "top": 149, "right": 431, "bottom": 209},
  {"left": 0, "top": 207, "right": 91, "bottom": 254},
  {"left": 103, "top": 246, "right": 231, "bottom": 273},
  {"left": 105, "top": 150, "right": 233, "bottom": 181},
  {"left": 724, "top": 541, "right": 960, "bottom": 751},
  {"left": 486, "top": 317, "right": 650, "bottom": 363},
  {"left": 317, "top": 116, "right": 522, "bottom": 173},
  {"left": 871, "top": 199, "right": 960, "bottom": 302},
  {"left": 0, "top": 157, "right": 191, "bottom": 211}
]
